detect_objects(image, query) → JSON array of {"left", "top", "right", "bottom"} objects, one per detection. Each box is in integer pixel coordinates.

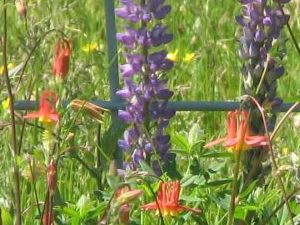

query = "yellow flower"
[
  {"left": 81, "top": 42, "right": 99, "bottom": 52},
  {"left": 2, "top": 98, "right": 10, "bottom": 110},
  {"left": 0, "top": 63, "right": 14, "bottom": 75},
  {"left": 166, "top": 49, "right": 178, "bottom": 62},
  {"left": 183, "top": 53, "right": 195, "bottom": 62}
]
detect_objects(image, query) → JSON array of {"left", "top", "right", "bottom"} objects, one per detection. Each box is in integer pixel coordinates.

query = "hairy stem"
[
  {"left": 2, "top": 1, "right": 22, "bottom": 224},
  {"left": 226, "top": 149, "right": 242, "bottom": 225},
  {"left": 249, "top": 96, "right": 294, "bottom": 225}
]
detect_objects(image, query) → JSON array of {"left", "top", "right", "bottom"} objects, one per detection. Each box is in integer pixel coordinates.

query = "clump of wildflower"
[
  {"left": 141, "top": 181, "right": 201, "bottom": 216},
  {"left": 236, "top": 0, "right": 290, "bottom": 104},
  {"left": 52, "top": 38, "right": 71, "bottom": 79},
  {"left": 116, "top": 0, "right": 175, "bottom": 174}
]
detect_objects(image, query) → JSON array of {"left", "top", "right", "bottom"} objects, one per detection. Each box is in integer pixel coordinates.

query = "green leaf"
[
  {"left": 200, "top": 151, "right": 232, "bottom": 158},
  {"left": 181, "top": 175, "right": 199, "bottom": 187},
  {"left": 188, "top": 123, "right": 204, "bottom": 146},
  {"left": 172, "top": 133, "right": 190, "bottom": 152},
  {"left": 205, "top": 178, "right": 232, "bottom": 187},
  {"left": 1, "top": 208, "right": 13, "bottom": 225}
]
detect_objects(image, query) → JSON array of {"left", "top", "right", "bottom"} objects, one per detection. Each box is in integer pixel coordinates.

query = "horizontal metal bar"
[{"left": 13, "top": 100, "right": 300, "bottom": 112}]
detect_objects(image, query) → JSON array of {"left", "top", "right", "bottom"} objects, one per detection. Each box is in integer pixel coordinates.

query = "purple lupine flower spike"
[
  {"left": 237, "top": 0, "right": 290, "bottom": 104},
  {"left": 116, "top": 0, "right": 174, "bottom": 174}
]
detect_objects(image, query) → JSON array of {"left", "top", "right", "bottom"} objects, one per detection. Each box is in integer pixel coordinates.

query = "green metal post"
[{"left": 104, "top": 0, "right": 123, "bottom": 168}]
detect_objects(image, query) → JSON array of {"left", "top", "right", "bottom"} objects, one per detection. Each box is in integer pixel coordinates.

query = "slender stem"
[
  {"left": 260, "top": 186, "right": 300, "bottom": 225},
  {"left": 0, "top": 208, "right": 2, "bottom": 225},
  {"left": 2, "top": 1, "right": 22, "bottom": 224},
  {"left": 270, "top": 102, "right": 299, "bottom": 141},
  {"left": 249, "top": 96, "right": 295, "bottom": 225},
  {"left": 277, "top": 3, "right": 300, "bottom": 57},
  {"left": 29, "top": 159, "right": 42, "bottom": 217},
  {"left": 226, "top": 149, "right": 242, "bottom": 225},
  {"left": 226, "top": 110, "right": 251, "bottom": 225}
]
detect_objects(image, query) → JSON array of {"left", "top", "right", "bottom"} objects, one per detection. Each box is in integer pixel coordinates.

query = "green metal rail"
[{"left": 13, "top": 1, "right": 300, "bottom": 113}]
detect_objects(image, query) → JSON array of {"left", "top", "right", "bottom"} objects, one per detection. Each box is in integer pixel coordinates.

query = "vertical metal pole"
[{"left": 104, "top": 0, "right": 123, "bottom": 168}]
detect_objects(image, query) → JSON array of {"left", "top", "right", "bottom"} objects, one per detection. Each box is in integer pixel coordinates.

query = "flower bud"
[
  {"left": 119, "top": 204, "right": 130, "bottom": 225},
  {"left": 15, "top": 0, "right": 27, "bottom": 18},
  {"left": 47, "top": 161, "right": 57, "bottom": 194},
  {"left": 116, "top": 189, "right": 143, "bottom": 206}
]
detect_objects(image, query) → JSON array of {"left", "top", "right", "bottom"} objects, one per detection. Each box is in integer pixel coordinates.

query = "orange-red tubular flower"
[
  {"left": 141, "top": 181, "right": 201, "bottom": 216},
  {"left": 204, "top": 111, "right": 268, "bottom": 152},
  {"left": 23, "top": 91, "right": 59, "bottom": 124},
  {"left": 52, "top": 39, "right": 71, "bottom": 79}
]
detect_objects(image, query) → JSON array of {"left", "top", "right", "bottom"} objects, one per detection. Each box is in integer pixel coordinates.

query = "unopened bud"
[
  {"left": 119, "top": 204, "right": 130, "bottom": 225},
  {"left": 47, "top": 161, "right": 57, "bottom": 194},
  {"left": 42, "top": 211, "right": 54, "bottom": 225},
  {"left": 116, "top": 189, "right": 143, "bottom": 205},
  {"left": 15, "top": 0, "right": 27, "bottom": 18},
  {"left": 70, "top": 99, "right": 109, "bottom": 122}
]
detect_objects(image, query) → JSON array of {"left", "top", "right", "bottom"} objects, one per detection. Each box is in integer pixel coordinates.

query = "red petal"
[{"left": 204, "top": 137, "right": 227, "bottom": 148}]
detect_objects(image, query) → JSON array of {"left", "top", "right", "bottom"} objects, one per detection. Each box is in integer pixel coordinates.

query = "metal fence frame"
[
  {"left": 11, "top": 1, "right": 300, "bottom": 167},
  {"left": 13, "top": 1, "right": 300, "bottom": 113}
]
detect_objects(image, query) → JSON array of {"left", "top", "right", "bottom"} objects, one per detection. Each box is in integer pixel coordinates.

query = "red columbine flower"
[
  {"left": 141, "top": 181, "right": 201, "bottom": 216},
  {"left": 204, "top": 111, "right": 268, "bottom": 152},
  {"left": 52, "top": 38, "right": 71, "bottom": 79},
  {"left": 23, "top": 91, "right": 59, "bottom": 124}
]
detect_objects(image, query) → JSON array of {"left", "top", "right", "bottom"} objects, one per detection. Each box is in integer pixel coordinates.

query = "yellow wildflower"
[
  {"left": 2, "top": 98, "right": 10, "bottom": 110},
  {"left": 166, "top": 49, "right": 178, "bottom": 62},
  {"left": 183, "top": 53, "right": 195, "bottom": 62},
  {"left": 0, "top": 63, "right": 14, "bottom": 75},
  {"left": 81, "top": 42, "right": 99, "bottom": 52}
]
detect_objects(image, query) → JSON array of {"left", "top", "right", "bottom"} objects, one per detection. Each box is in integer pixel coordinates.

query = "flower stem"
[
  {"left": 2, "top": 1, "right": 22, "bottom": 224},
  {"left": 226, "top": 149, "right": 242, "bottom": 225},
  {"left": 249, "top": 96, "right": 295, "bottom": 225},
  {"left": 277, "top": 3, "right": 300, "bottom": 57}
]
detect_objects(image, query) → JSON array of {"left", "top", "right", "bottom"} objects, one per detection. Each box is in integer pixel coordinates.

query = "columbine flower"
[
  {"left": 23, "top": 91, "right": 59, "bottom": 124},
  {"left": 141, "top": 181, "right": 201, "bottom": 216},
  {"left": 52, "top": 38, "right": 71, "bottom": 79},
  {"left": 204, "top": 111, "right": 268, "bottom": 152}
]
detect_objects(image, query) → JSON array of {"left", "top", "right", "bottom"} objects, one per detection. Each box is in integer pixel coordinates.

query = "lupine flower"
[
  {"left": 23, "top": 91, "right": 59, "bottom": 124},
  {"left": 116, "top": 0, "right": 175, "bottom": 173},
  {"left": 141, "top": 181, "right": 201, "bottom": 216},
  {"left": 15, "top": 0, "right": 27, "bottom": 18},
  {"left": 236, "top": 0, "right": 290, "bottom": 103},
  {"left": 204, "top": 111, "right": 268, "bottom": 152},
  {"left": 52, "top": 38, "right": 71, "bottom": 79}
]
